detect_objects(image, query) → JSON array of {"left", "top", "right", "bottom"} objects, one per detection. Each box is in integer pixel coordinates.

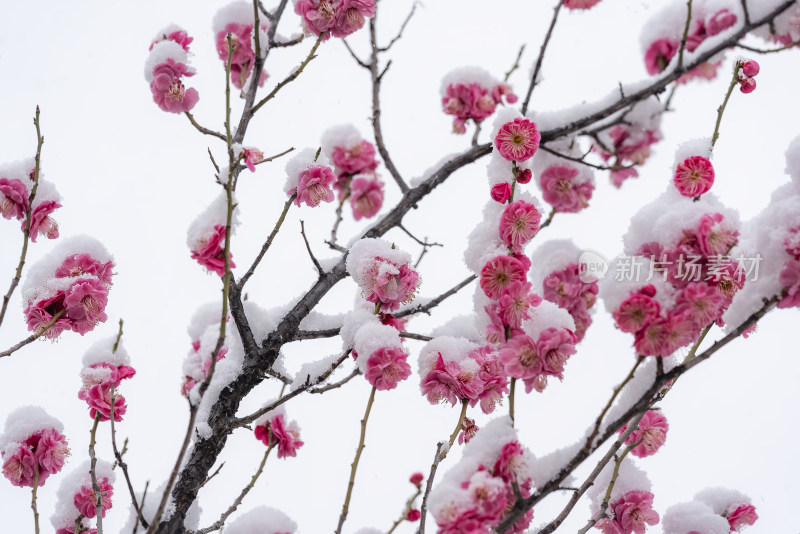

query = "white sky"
[{"left": 1, "top": 0, "right": 799, "bottom": 532}]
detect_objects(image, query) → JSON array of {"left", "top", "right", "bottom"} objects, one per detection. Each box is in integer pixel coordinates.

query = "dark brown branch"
[
  {"left": 416, "top": 442, "right": 447, "bottom": 534},
  {"left": 254, "top": 146, "right": 295, "bottom": 166},
  {"left": 238, "top": 193, "right": 296, "bottom": 288},
  {"left": 396, "top": 274, "right": 477, "bottom": 319},
  {"left": 539, "top": 145, "right": 634, "bottom": 172},
  {"left": 270, "top": 35, "right": 304, "bottom": 48},
  {"left": 342, "top": 39, "right": 369, "bottom": 69},
  {"left": 399, "top": 332, "right": 433, "bottom": 342},
  {"left": 300, "top": 220, "right": 324, "bottom": 276},
  {"left": 521, "top": 0, "right": 563, "bottom": 114},
  {"left": 677, "top": 0, "right": 694, "bottom": 69},
  {"left": 311, "top": 368, "right": 360, "bottom": 393}
]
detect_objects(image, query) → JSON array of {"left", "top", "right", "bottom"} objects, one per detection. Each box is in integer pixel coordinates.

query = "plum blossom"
[
  {"left": 360, "top": 257, "right": 419, "bottom": 311},
  {"left": 349, "top": 174, "right": 384, "bottom": 220},
  {"left": 595, "top": 490, "right": 659, "bottom": 534},
  {"left": 494, "top": 118, "right": 541, "bottom": 162},
  {"left": 674, "top": 156, "right": 714, "bottom": 197},
  {"left": 255, "top": 412, "right": 305, "bottom": 459},
  {"left": 539, "top": 164, "right": 594, "bottom": 213},
  {"left": 738, "top": 60, "right": 759, "bottom": 94},
  {"left": 150, "top": 59, "right": 199, "bottom": 113},
  {"left": 215, "top": 20, "right": 269, "bottom": 89},
  {"left": 491, "top": 182, "right": 512, "bottom": 203},
  {"left": 291, "top": 164, "right": 336, "bottom": 207},
  {"left": 73, "top": 477, "right": 114, "bottom": 518},
  {"left": 613, "top": 293, "right": 660, "bottom": 333},
  {"left": 0, "top": 177, "right": 28, "bottom": 220},
  {"left": 331, "top": 140, "right": 379, "bottom": 175},
  {"left": 190, "top": 224, "right": 236, "bottom": 277},
  {"left": 619, "top": 410, "right": 669, "bottom": 458},
  {"left": 726, "top": 503, "right": 758, "bottom": 530},
  {"left": 2, "top": 428, "right": 69, "bottom": 488},
  {"left": 332, "top": 0, "right": 376, "bottom": 38},
  {"left": 537, "top": 327, "right": 577, "bottom": 379},
  {"left": 28, "top": 200, "right": 61, "bottom": 241},
  {"left": 778, "top": 259, "right": 800, "bottom": 308},
  {"left": 364, "top": 346, "right": 411, "bottom": 390},
  {"left": 499, "top": 200, "right": 541, "bottom": 249},
  {"left": 644, "top": 39, "right": 678, "bottom": 75},
  {"left": 480, "top": 255, "right": 528, "bottom": 299},
  {"left": 564, "top": 0, "right": 602, "bottom": 9}
]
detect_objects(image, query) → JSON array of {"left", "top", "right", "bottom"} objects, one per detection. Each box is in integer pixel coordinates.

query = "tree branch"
[{"left": 521, "top": 0, "right": 563, "bottom": 114}]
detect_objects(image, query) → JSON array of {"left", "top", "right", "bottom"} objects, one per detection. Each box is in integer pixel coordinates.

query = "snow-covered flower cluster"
[
  {"left": 429, "top": 418, "right": 536, "bottom": 533},
  {"left": 181, "top": 303, "right": 231, "bottom": 397},
  {"left": 187, "top": 192, "right": 237, "bottom": 276},
  {"left": 440, "top": 67, "right": 517, "bottom": 135},
  {"left": 0, "top": 158, "right": 61, "bottom": 241},
  {"left": 618, "top": 410, "right": 669, "bottom": 458},
  {"left": 225, "top": 506, "right": 298, "bottom": 534},
  {"left": 213, "top": 2, "right": 271, "bottom": 90},
  {"left": 145, "top": 24, "right": 199, "bottom": 113},
  {"left": 284, "top": 148, "right": 337, "bottom": 208},
  {"left": 51, "top": 460, "right": 115, "bottom": 533},
  {"left": 21, "top": 236, "right": 115, "bottom": 338},
  {"left": 1, "top": 407, "right": 69, "bottom": 488},
  {"left": 531, "top": 140, "right": 595, "bottom": 214},
  {"left": 662, "top": 488, "right": 757, "bottom": 533},
  {"left": 589, "top": 459, "right": 659, "bottom": 534},
  {"left": 294, "top": 0, "right": 375, "bottom": 40},
  {"left": 77, "top": 337, "right": 136, "bottom": 422},
  {"left": 346, "top": 238, "right": 420, "bottom": 312},
  {"left": 322, "top": 125, "right": 384, "bottom": 220}
]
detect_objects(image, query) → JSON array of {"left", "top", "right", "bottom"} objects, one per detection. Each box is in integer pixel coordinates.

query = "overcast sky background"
[{"left": 1, "top": 0, "right": 799, "bottom": 532}]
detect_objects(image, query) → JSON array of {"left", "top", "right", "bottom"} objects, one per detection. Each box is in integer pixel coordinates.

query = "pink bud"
[
  {"left": 739, "top": 77, "right": 756, "bottom": 94},
  {"left": 409, "top": 472, "right": 424, "bottom": 489},
  {"left": 407, "top": 509, "right": 421, "bottom": 522},
  {"left": 741, "top": 60, "right": 760, "bottom": 78},
  {"left": 490, "top": 182, "right": 512, "bottom": 203},
  {"left": 517, "top": 168, "right": 533, "bottom": 184}
]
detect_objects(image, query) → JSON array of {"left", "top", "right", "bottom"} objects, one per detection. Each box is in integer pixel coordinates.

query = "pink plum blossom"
[
  {"left": 73, "top": 477, "right": 114, "bottom": 518},
  {"left": 563, "top": 0, "right": 602, "bottom": 9},
  {"left": 241, "top": 147, "right": 264, "bottom": 172},
  {"left": 458, "top": 417, "right": 478, "bottom": 444},
  {"left": 2, "top": 443, "right": 37, "bottom": 487},
  {"left": 619, "top": 410, "right": 669, "bottom": 458},
  {"left": 498, "top": 335, "right": 542, "bottom": 382},
  {"left": 34, "top": 428, "right": 71, "bottom": 478},
  {"left": 56, "top": 253, "right": 114, "bottom": 285},
  {"left": 726, "top": 503, "right": 758, "bottom": 530},
  {"left": 191, "top": 224, "right": 236, "bottom": 277},
  {"left": 778, "top": 259, "right": 800, "bottom": 309},
  {"left": 644, "top": 39, "right": 679, "bottom": 74},
  {"left": 539, "top": 165, "right": 594, "bottom": 212},
  {"left": 537, "top": 327, "right": 577, "bottom": 379},
  {"left": 613, "top": 293, "right": 660, "bottom": 333},
  {"left": 254, "top": 413, "right": 304, "bottom": 459},
  {"left": 150, "top": 59, "right": 199, "bottom": 113},
  {"left": 216, "top": 23, "right": 268, "bottom": 89},
  {"left": 331, "top": 140, "right": 379, "bottom": 175},
  {"left": 468, "top": 348, "right": 509, "bottom": 414},
  {"left": 491, "top": 182, "right": 512, "bottom": 203},
  {"left": 150, "top": 29, "right": 193, "bottom": 51},
  {"left": 360, "top": 257, "right": 419, "bottom": 311},
  {"left": 27, "top": 200, "right": 61, "bottom": 241},
  {"left": 0, "top": 177, "right": 28, "bottom": 220},
  {"left": 23, "top": 293, "right": 71, "bottom": 339},
  {"left": 674, "top": 282, "right": 726, "bottom": 327},
  {"left": 492, "top": 441, "right": 524, "bottom": 484},
  {"left": 516, "top": 167, "right": 532, "bottom": 184},
  {"left": 85, "top": 383, "right": 127, "bottom": 422},
  {"left": 499, "top": 200, "right": 541, "bottom": 248},
  {"left": 673, "top": 156, "right": 714, "bottom": 197},
  {"left": 707, "top": 9, "right": 737, "bottom": 35},
  {"left": 494, "top": 118, "right": 541, "bottom": 162},
  {"left": 349, "top": 174, "right": 384, "bottom": 220},
  {"left": 420, "top": 353, "right": 461, "bottom": 406},
  {"left": 595, "top": 490, "right": 659, "bottom": 534},
  {"left": 295, "top": 0, "right": 337, "bottom": 38},
  {"left": 410, "top": 472, "right": 424, "bottom": 488},
  {"left": 480, "top": 255, "right": 527, "bottom": 300},
  {"left": 741, "top": 60, "right": 760, "bottom": 78},
  {"left": 784, "top": 226, "right": 800, "bottom": 259},
  {"left": 332, "top": 0, "right": 376, "bottom": 38},
  {"left": 364, "top": 346, "right": 411, "bottom": 390},
  {"left": 64, "top": 278, "right": 109, "bottom": 334},
  {"left": 292, "top": 165, "right": 336, "bottom": 207},
  {"left": 697, "top": 213, "right": 738, "bottom": 256},
  {"left": 497, "top": 281, "right": 541, "bottom": 328}
]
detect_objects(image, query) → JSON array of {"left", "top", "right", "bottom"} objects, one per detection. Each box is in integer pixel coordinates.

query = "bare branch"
[
  {"left": 311, "top": 368, "right": 360, "bottom": 394},
  {"left": 300, "top": 220, "right": 325, "bottom": 276},
  {"left": 342, "top": 38, "right": 369, "bottom": 69},
  {"left": 522, "top": 0, "right": 563, "bottom": 114},
  {"left": 0, "top": 309, "right": 65, "bottom": 358},
  {"left": 416, "top": 442, "right": 447, "bottom": 534},
  {"left": 399, "top": 332, "right": 433, "bottom": 342},
  {"left": 396, "top": 274, "right": 477, "bottom": 319},
  {"left": 252, "top": 35, "right": 323, "bottom": 114},
  {"left": 184, "top": 112, "right": 226, "bottom": 141},
  {"left": 378, "top": 2, "right": 417, "bottom": 52},
  {"left": 539, "top": 145, "right": 635, "bottom": 172},
  {"left": 238, "top": 193, "right": 296, "bottom": 288},
  {"left": 504, "top": 44, "right": 526, "bottom": 83},
  {"left": 737, "top": 39, "right": 800, "bottom": 53}
]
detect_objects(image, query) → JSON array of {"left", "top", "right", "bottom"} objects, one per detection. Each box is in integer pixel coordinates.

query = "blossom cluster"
[
  {"left": 284, "top": 148, "right": 337, "bottom": 208},
  {"left": 146, "top": 24, "right": 199, "bottom": 113},
  {"left": 294, "top": 0, "right": 375, "bottom": 39},
  {"left": 662, "top": 487, "right": 758, "bottom": 533},
  {"left": 22, "top": 236, "right": 115, "bottom": 338},
  {"left": 322, "top": 125, "right": 384, "bottom": 221},
  {"left": 254, "top": 405, "right": 305, "bottom": 459},
  {"left": 77, "top": 338, "right": 136, "bottom": 422},
  {"left": 440, "top": 67, "right": 517, "bottom": 134},
  {"left": 51, "top": 460, "right": 116, "bottom": 533},
  {"left": 213, "top": 2, "right": 271, "bottom": 90},
  {"left": 187, "top": 192, "right": 237, "bottom": 276},
  {"left": 0, "top": 158, "right": 61, "bottom": 241},
  {"left": 1, "top": 407, "right": 69, "bottom": 488},
  {"left": 532, "top": 142, "right": 595, "bottom": 214}
]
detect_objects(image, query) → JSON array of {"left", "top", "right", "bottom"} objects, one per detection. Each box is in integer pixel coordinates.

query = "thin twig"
[
  {"left": 737, "top": 40, "right": 800, "bottom": 53},
  {"left": 538, "top": 208, "right": 556, "bottom": 231},
  {"left": 194, "top": 446, "right": 274, "bottom": 534},
  {"left": 398, "top": 224, "right": 443, "bottom": 249},
  {"left": 378, "top": 2, "right": 417, "bottom": 52},
  {"left": 0, "top": 309, "right": 65, "bottom": 358},
  {"left": 0, "top": 107, "right": 44, "bottom": 329},
  {"left": 342, "top": 39, "right": 369, "bottom": 69},
  {"left": 396, "top": 274, "right": 477, "bottom": 319},
  {"left": 335, "top": 385, "right": 377, "bottom": 534},
  {"left": 238, "top": 193, "right": 296, "bottom": 288},
  {"left": 522, "top": 0, "right": 563, "bottom": 114},
  {"left": 677, "top": 0, "right": 694, "bottom": 69},
  {"left": 583, "top": 356, "right": 644, "bottom": 450},
  {"left": 253, "top": 146, "right": 295, "bottom": 166},
  {"left": 300, "top": 220, "right": 324, "bottom": 276},
  {"left": 88, "top": 414, "right": 105, "bottom": 533},
  {"left": 416, "top": 442, "right": 447, "bottom": 534},
  {"left": 31, "top": 464, "right": 40, "bottom": 534},
  {"left": 399, "top": 332, "right": 433, "bottom": 342},
  {"left": 311, "top": 368, "right": 360, "bottom": 394},
  {"left": 199, "top": 462, "right": 225, "bottom": 489},
  {"left": 184, "top": 112, "right": 226, "bottom": 141},
  {"left": 741, "top": 0, "right": 751, "bottom": 24},
  {"left": 471, "top": 121, "right": 482, "bottom": 147},
  {"left": 387, "top": 486, "right": 422, "bottom": 534},
  {"left": 270, "top": 35, "right": 304, "bottom": 48},
  {"left": 504, "top": 44, "right": 526, "bottom": 82},
  {"left": 252, "top": 35, "right": 323, "bottom": 114},
  {"left": 711, "top": 63, "right": 741, "bottom": 149},
  {"left": 539, "top": 145, "right": 634, "bottom": 172},
  {"left": 330, "top": 178, "right": 352, "bottom": 249}
]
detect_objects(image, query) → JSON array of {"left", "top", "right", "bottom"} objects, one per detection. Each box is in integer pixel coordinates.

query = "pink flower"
[
  {"left": 73, "top": 477, "right": 114, "bottom": 518},
  {"left": 150, "top": 59, "right": 199, "bottom": 113},
  {"left": 216, "top": 23, "right": 269, "bottom": 89},
  {"left": 537, "top": 327, "right": 577, "bottom": 379},
  {"left": 563, "top": 0, "right": 602, "bottom": 9},
  {"left": 332, "top": 0, "right": 376, "bottom": 38},
  {"left": 619, "top": 410, "right": 669, "bottom": 458},
  {"left": 295, "top": 0, "right": 337, "bottom": 38},
  {"left": 27, "top": 200, "right": 61, "bottom": 241},
  {"left": 596, "top": 490, "right": 659, "bottom": 534},
  {"left": 2, "top": 444, "right": 37, "bottom": 487},
  {"left": 674, "top": 282, "right": 726, "bottom": 327},
  {"left": 364, "top": 346, "right": 411, "bottom": 390},
  {"left": 407, "top": 509, "right": 421, "bottom": 521},
  {"left": 292, "top": 165, "right": 336, "bottom": 207},
  {"left": 64, "top": 278, "right": 109, "bottom": 334},
  {"left": 420, "top": 353, "right": 461, "bottom": 406},
  {"left": 350, "top": 174, "right": 384, "bottom": 220},
  {"left": 697, "top": 213, "right": 738, "bottom": 256},
  {"left": 498, "top": 335, "right": 542, "bottom": 382},
  {"left": 480, "top": 255, "right": 527, "bottom": 300},
  {"left": 499, "top": 200, "right": 541, "bottom": 248},
  {"left": 610, "top": 167, "right": 639, "bottom": 188},
  {"left": 494, "top": 118, "right": 541, "bottom": 162},
  {"left": 644, "top": 39, "right": 679, "bottom": 74},
  {"left": 458, "top": 417, "right": 478, "bottom": 444},
  {"left": 492, "top": 441, "right": 524, "bottom": 484},
  {"left": 241, "top": 147, "right": 264, "bottom": 172},
  {"left": 634, "top": 317, "right": 670, "bottom": 357},
  {"left": 331, "top": 140, "right": 379, "bottom": 175},
  {"left": 56, "top": 253, "right": 114, "bottom": 285},
  {"left": 542, "top": 266, "right": 585, "bottom": 309},
  {"left": 442, "top": 83, "right": 496, "bottom": 124},
  {"left": 539, "top": 165, "right": 594, "bottom": 212},
  {"left": 778, "top": 259, "right": 800, "bottom": 309},
  {"left": 23, "top": 293, "right": 71, "bottom": 339},
  {"left": 150, "top": 29, "right": 193, "bottom": 51},
  {"left": 674, "top": 156, "right": 714, "bottom": 197},
  {"left": 707, "top": 9, "right": 738, "bottom": 35},
  {"left": 86, "top": 383, "right": 127, "bottom": 422},
  {"left": 739, "top": 77, "right": 756, "bottom": 93},
  {"left": 491, "top": 182, "right": 512, "bottom": 203},
  {"left": 0, "top": 177, "right": 29, "bottom": 220},
  {"left": 726, "top": 503, "right": 758, "bottom": 530},
  {"left": 34, "top": 428, "right": 70, "bottom": 477},
  {"left": 254, "top": 413, "right": 304, "bottom": 459},
  {"left": 614, "top": 293, "right": 660, "bottom": 334},
  {"left": 497, "top": 281, "right": 540, "bottom": 328},
  {"left": 492, "top": 83, "right": 517, "bottom": 104},
  {"left": 741, "top": 60, "right": 760, "bottom": 78},
  {"left": 517, "top": 168, "right": 532, "bottom": 184},
  {"left": 361, "top": 257, "right": 419, "bottom": 311},
  {"left": 191, "top": 224, "right": 236, "bottom": 276},
  {"left": 410, "top": 472, "right": 424, "bottom": 488}
]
